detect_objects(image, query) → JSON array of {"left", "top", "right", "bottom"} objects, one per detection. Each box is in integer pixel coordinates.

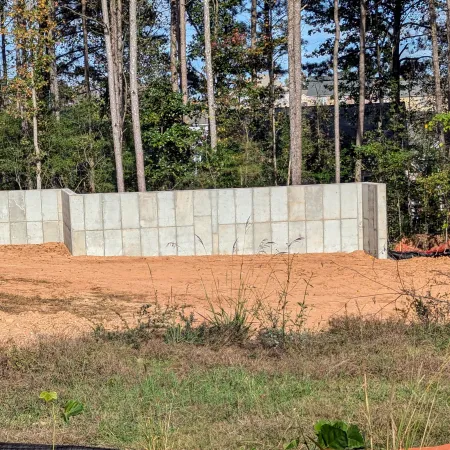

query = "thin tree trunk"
[
  {"left": 429, "top": 0, "right": 445, "bottom": 147},
  {"left": 290, "top": 0, "right": 302, "bottom": 185},
  {"left": 203, "top": 0, "right": 217, "bottom": 150},
  {"left": 264, "top": 1, "right": 277, "bottom": 183},
  {"left": 392, "top": 0, "right": 401, "bottom": 113},
  {"left": 170, "top": 0, "right": 178, "bottom": 92},
  {"left": 250, "top": 0, "right": 257, "bottom": 81},
  {"left": 81, "top": 0, "right": 91, "bottom": 96},
  {"left": 81, "top": 0, "right": 95, "bottom": 192},
  {"left": 101, "top": 0, "right": 125, "bottom": 192},
  {"left": 447, "top": 0, "right": 450, "bottom": 112},
  {"left": 31, "top": 66, "right": 41, "bottom": 189},
  {"left": 0, "top": 1, "right": 7, "bottom": 94},
  {"left": 130, "top": 0, "right": 146, "bottom": 192},
  {"left": 355, "top": 0, "right": 366, "bottom": 182},
  {"left": 287, "top": 0, "right": 296, "bottom": 185},
  {"left": 110, "top": 0, "right": 123, "bottom": 126},
  {"left": 14, "top": 3, "right": 27, "bottom": 136},
  {"left": 333, "top": 0, "right": 340, "bottom": 183},
  {"left": 179, "top": 0, "right": 188, "bottom": 104},
  {"left": 49, "top": 0, "right": 59, "bottom": 121}
]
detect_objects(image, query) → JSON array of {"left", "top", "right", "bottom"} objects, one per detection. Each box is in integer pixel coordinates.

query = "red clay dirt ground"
[{"left": 0, "top": 243, "right": 449, "bottom": 345}]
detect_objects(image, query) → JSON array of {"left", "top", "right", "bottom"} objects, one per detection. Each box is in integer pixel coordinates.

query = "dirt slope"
[{"left": 0, "top": 243, "right": 447, "bottom": 345}]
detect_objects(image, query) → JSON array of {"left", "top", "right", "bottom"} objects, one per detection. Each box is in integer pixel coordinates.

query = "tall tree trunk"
[
  {"left": 250, "top": 0, "right": 257, "bottom": 81},
  {"left": 48, "top": 0, "right": 59, "bottom": 121},
  {"left": 30, "top": 64, "right": 41, "bottom": 189},
  {"left": 429, "top": 0, "right": 445, "bottom": 147},
  {"left": 0, "top": 1, "right": 7, "bottom": 100},
  {"left": 14, "top": 2, "right": 27, "bottom": 137},
  {"left": 130, "top": 0, "right": 145, "bottom": 192},
  {"left": 391, "top": 0, "right": 401, "bottom": 113},
  {"left": 81, "top": 0, "right": 95, "bottom": 192},
  {"left": 110, "top": 0, "right": 124, "bottom": 127},
  {"left": 355, "top": 0, "right": 366, "bottom": 182},
  {"left": 101, "top": 0, "right": 125, "bottom": 192},
  {"left": 264, "top": 1, "right": 277, "bottom": 182},
  {"left": 179, "top": 0, "right": 188, "bottom": 105},
  {"left": 333, "top": 0, "right": 340, "bottom": 183},
  {"left": 289, "top": 0, "right": 302, "bottom": 185},
  {"left": 203, "top": 0, "right": 217, "bottom": 150},
  {"left": 287, "top": 0, "right": 296, "bottom": 185},
  {"left": 81, "top": 0, "right": 91, "bottom": 96},
  {"left": 447, "top": 0, "right": 450, "bottom": 112},
  {"left": 170, "top": 0, "right": 178, "bottom": 92}
]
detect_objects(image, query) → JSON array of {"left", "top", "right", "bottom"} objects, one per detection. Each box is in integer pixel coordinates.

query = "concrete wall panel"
[
  {"left": 324, "top": 220, "right": 341, "bottom": 253},
  {"left": 253, "top": 187, "right": 270, "bottom": 222},
  {"left": 121, "top": 193, "right": 140, "bottom": 229},
  {"left": 271, "top": 221, "right": 289, "bottom": 253},
  {"left": 218, "top": 224, "right": 236, "bottom": 254},
  {"left": 0, "top": 223, "right": 9, "bottom": 244},
  {"left": 86, "top": 230, "right": 104, "bottom": 256},
  {"left": 288, "top": 186, "right": 305, "bottom": 221},
  {"left": 25, "top": 191, "right": 43, "bottom": 222},
  {"left": 43, "top": 221, "right": 60, "bottom": 243},
  {"left": 218, "top": 189, "right": 235, "bottom": 225},
  {"left": 122, "top": 229, "right": 141, "bottom": 256},
  {"left": 0, "top": 191, "right": 9, "bottom": 222},
  {"left": 139, "top": 193, "right": 158, "bottom": 228},
  {"left": 104, "top": 229, "right": 123, "bottom": 256},
  {"left": 288, "top": 221, "right": 306, "bottom": 253},
  {"left": 176, "top": 226, "right": 195, "bottom": 256},
  {"left": 102, "top": 194, "right": 122, "bottom": 230},
  {"left": 9, "top": 191, "right": 26, "bottom": 222},
  {"left": 175, "top": 190, "right": 194, "bottom": 226},
  {"left": 270, "top": 187, "right": 288, "bottom": 222},
  {"left": 194, "top": 190, "right": 211, "bottom": 217},
  {"left": 323, "top": 185, "right": 340, "bottom": 220},
  {"left": 305, "top": 185, "right": 323, "bottom": 221},
  {"left": 141, "top": 228, "right": 159, "bottom": 257},
  {"left": 157, "top": 192, "right": 175, "bottom": 227},
  {"left": 84, "top": 194, "right": 103, "bottom": 230},
  {"left": 306, "top": 220, "right": 324, "bottom": 253},
  {"left": 235, "top": 188, "right": 253, "bottom": 224},
  {"left": 11, "top": 222, "right": 26, "bottom": 244},
  {"left": 41, "top": 190, "right": 59, "bottom": 221},
  {"left": 194, "top": 216, "right": 213, "bottom": 255},
  {"left": 159, "top": 227, "right": 177, "bottom": 256}
]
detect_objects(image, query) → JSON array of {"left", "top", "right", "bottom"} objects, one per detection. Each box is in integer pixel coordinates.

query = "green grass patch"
[{"left": 1, "top": 319, "right": 450, "bottom": 449}]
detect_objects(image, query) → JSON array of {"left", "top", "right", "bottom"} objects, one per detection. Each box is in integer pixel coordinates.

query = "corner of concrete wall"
[
  {"left": 61, "top": 189, "right": 75, "bottom": 254},
  {"left": 362, "top": 183, "right": 388, "bottom": 259}
]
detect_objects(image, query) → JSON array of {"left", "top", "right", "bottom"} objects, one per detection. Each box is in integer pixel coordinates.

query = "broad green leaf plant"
[
  {"left": 313, "top": 420, "right": 365, "bottom": 450},
  {"left": 39, "top": 391, "right": 85, "bottom": 449}
]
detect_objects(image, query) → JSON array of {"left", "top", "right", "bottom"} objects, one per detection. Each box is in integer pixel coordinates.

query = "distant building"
[{"left": 258, "top": 74, "right": 432, "bottom": 111}]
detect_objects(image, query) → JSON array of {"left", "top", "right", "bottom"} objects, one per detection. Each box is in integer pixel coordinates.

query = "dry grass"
[{"left": 1, "top": 317, "right": 450, "bottom": 449}]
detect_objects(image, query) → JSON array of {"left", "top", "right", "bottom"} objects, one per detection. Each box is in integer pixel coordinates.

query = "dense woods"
[{"left": 0, "top": 0, "right": 448, "bottom": 243}]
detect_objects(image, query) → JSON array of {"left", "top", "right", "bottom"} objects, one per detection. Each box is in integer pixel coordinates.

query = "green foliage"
[
  {"left": 39, "top": 390, "right": 85, "bottom": 449},
  {"left": 62, "top": 400, "right": 85, "bottom": 424},
  {"left": 314, "top": 420, "right": 365, "bottom": 450},
  {"left": 427, "top": 113, "right": 450, "bottom": 133},
  {"left": 39, "top": 391, "right": 58, "bottom": 403}
]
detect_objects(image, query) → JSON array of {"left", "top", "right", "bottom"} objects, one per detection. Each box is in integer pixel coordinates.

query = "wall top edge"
[{"left": 0, "top": 182, "right": 385, "bottom": 196}]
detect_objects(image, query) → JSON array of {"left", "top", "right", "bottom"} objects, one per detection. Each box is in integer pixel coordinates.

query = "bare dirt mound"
[{"left": 0, "top": 243, "right": 448, "bottom": 345}]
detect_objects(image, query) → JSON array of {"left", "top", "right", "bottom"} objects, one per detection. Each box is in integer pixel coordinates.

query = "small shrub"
[{"left": 313, "top": 420, "right": 365, "bottom": 450}]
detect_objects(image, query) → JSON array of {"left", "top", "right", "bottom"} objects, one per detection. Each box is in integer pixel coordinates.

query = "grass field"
[{"left": 1, "top": 317, "right": 450, "bottom": 450}]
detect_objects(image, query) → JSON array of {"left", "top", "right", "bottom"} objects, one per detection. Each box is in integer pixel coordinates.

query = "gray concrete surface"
[{"left": 0, "top": 183, "right": 388, "bottom": 258}]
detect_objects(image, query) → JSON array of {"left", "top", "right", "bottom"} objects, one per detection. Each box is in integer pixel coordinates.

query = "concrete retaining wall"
[
  {"left": 0, "top": 183, "right": 388, "bottom": 258},
  {"left": 0, "top": 190, "right": 63, "bottom": 245}
]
